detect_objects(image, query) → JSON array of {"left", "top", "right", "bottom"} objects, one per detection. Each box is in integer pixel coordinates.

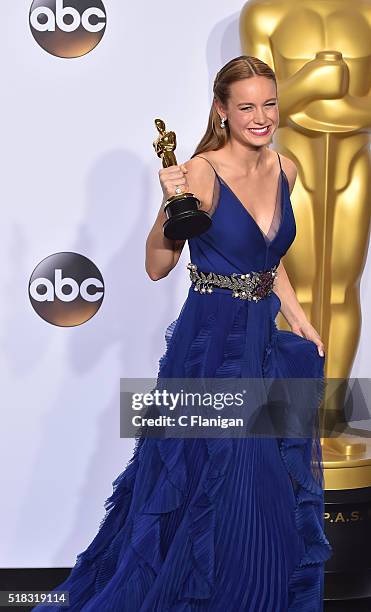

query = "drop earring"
[{"left": 220, "top": 116, "right": 227, "bottom": 129}]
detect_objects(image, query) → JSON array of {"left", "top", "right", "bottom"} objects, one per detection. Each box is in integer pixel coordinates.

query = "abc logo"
[
  {"left": 29, "top": 0, "right": 107, "bottom": 58},
  {"left": 29, "top": 252, "right": 104, "bottom": 327}
]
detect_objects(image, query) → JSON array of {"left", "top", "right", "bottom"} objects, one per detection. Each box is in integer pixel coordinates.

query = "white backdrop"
[{"left": 1, "top": 1, "right": 370, "bottom": 567}]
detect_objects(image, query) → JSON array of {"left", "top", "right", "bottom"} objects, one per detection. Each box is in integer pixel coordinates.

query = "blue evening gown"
[{"left": 32, "top": 152, "right": 333, "bottom": 611}]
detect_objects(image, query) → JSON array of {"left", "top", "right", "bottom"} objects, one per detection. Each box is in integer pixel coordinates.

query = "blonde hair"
[{"left": 192, "top": 55, "right": 277, "bottom": 157}]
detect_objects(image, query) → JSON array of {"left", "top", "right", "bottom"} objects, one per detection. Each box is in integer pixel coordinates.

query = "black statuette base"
[{"left": 163, "top": 193, "right": 212, "bottom": 240}]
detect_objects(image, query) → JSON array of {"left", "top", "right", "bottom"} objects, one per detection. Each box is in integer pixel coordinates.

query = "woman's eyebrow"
[{"left": 237, "top": 98, "right": 277, "bottom": 106}]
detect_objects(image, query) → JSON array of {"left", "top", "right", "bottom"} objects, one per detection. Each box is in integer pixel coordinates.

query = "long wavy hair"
[{"left": 192, "top": 55, "right": 277, "bottom": 158}]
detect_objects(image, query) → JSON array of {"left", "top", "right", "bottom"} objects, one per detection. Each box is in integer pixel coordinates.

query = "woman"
[{"left": 33, "top": 55, "right": 332, "bottom": 611}]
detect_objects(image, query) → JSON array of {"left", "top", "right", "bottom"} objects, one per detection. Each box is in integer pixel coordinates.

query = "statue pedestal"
[{"left": 322, "top": 437, "right": 371, "bottom": 602}]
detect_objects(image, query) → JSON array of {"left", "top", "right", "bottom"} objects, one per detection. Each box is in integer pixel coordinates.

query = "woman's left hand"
[{"left": 290, "top": 319, "right": 325, "bottom": 357}]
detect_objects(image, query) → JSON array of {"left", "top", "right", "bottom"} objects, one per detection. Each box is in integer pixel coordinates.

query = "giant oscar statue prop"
[
  {"left": 240, "top": 0, "right": 371, "bottom": 604},
  {"left": 153, "top": 119, "right": 212, "bottom": 240}
]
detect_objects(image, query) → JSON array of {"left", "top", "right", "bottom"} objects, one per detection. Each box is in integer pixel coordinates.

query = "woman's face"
[{"left": 216, "top": 76, "right": 279, "bottom": 147}]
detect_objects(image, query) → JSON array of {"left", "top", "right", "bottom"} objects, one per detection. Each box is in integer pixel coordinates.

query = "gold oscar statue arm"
[
  {"left": 239, "top": 3, "right": 367, "bottom": 130},
  {"left": 239, "top": 4, "right": 337, "bottom": 126},
  {"left": 299, "top": 90, "right": 371, "bottom": 132},
  {"left": 343, "top": 91, "right": 371, "bottom": 128},
  {"left": 274, "top": 69, "right": 330, "bottom": 126}
]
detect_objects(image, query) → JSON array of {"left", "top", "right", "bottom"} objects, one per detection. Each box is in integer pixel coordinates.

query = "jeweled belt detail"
[{"left": 187, "top": 262, "right": 278, "bottom": 301}]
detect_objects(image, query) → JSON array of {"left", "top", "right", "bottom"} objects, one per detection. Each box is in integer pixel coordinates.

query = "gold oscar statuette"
[
  {"left": 240, "top": 0, "right": 371, "bottom": 602},
  {"left": 153, "top": 118, "right": 212, "bottom": 240}
]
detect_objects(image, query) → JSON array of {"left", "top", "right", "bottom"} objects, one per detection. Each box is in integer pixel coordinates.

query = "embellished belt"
[{"left": 187, "top": 262, "right": 278, "bottom": 301}]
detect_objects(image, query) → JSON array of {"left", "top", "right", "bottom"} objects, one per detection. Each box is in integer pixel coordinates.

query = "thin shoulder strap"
[
  {"left": 193, "top": 155, "right": 218, "bottom": 176},
  {"left": 192, "top": 155, "right": 220, "bottom": 217},
  {"left": 277, "top": 151, "right": 282, "bottom": 170},
  {"left": 196, "top": 152, "right": 282, "bottom": 175}
]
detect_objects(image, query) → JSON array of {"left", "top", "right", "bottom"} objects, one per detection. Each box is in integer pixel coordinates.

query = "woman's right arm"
[
  {"left": 145, "top": 164, "right": 189, "bottom": 281},
  {"left": 145, "top": 158, "right": 214, "bottom": 281}
]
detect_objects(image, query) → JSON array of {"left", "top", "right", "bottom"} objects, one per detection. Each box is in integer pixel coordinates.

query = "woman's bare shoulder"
[
  {"left": 277, "top": 152, "right": 298, "bottom": 193},
  {"left": 183, "top": 154, "right": 216, "bottom": 177},
  {"left": 182, "top": 155, "right": 217, "bottom": 205}
]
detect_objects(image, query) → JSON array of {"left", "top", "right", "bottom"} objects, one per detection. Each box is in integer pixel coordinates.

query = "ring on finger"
[{"left": 175, "top": 185, "right": 183, "bottom": 195}]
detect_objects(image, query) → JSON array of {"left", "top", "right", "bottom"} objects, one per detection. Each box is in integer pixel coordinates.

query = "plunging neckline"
[{"left": 217, "top": 168, "right": 287, "bottom": 245}]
